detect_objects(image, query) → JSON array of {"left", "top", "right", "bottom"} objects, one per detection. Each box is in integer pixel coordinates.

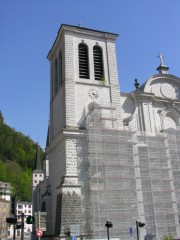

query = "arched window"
[
  {"left": 93, "top": 46, "right": 104, "bottom": 80},
  {"left": 79, "top": 43, "right": 89, "bottom": 79},
  {"left": 54, "top": 58, "right": 58, "bottom": 94},
  {"left": 163, "top": 111, "right": 179, "bottom": 130},
  {"left": 59, "top": 50, "right": 62, "bottom": 85},
  {"left": 164, "top": 115, "right": 177, "bottom": 130}
]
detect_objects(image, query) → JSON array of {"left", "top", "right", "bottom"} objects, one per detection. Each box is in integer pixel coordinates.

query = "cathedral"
[{"left": 32, "top": 24, "right": 180, "bottom": 240}]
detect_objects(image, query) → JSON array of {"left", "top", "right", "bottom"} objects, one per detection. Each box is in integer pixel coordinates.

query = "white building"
[
  {"left": 16, "top": 201, "right": 33, "bottom": 235},
  {"left": 33, "top": 24, "right": 180, "bottom": 240},
  {"left": 8, "top": 201, "right": 33, "bottom": 238},
  {"left": 0, "top": 181, "right": 11, "bottom": 201}
]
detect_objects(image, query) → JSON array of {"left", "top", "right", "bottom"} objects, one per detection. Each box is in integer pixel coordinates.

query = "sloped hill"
[{"left": 0, "top": 111, "right": 44, "bottom": 201}]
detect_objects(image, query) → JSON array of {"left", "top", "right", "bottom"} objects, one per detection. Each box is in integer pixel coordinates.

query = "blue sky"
[{"left": 0, "top": 0, "right": 180, "bottom": 149}]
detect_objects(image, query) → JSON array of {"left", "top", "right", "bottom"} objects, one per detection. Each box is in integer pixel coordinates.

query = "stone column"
[{"left": 57, "top": 136, "right": 83, "bottom": 237}]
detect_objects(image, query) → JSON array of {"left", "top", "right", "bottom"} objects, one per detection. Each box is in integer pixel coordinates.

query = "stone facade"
[
  {"left": 33, "top": 25, "right": 180, "bottom": 240},
  {"left": 0, "top": 198, "right": 9, "bottom": 240},
  {"left": 121, "top": 67, "right": 180, "bottom": 133},
  {"left": 42, "top": 25, "right": 122, "bottom": 237},
  {"left": 0, "top": 181, "right": 11, "bottom": 201}
]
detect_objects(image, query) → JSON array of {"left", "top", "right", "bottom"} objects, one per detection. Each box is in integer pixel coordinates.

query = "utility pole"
[
  {"left": 105, "top": 221, "right": 113, "bottom": 240},
  {"left": 21, "top": 213, "right": 24, "bottom": 240},
  {"left": 12, "top": 195, "right": 17, "bottom": 240},
  {"left": 13, "top": 216, "right": 16, "bottom": 240},
  {"left": 136, "top": 221, "right": 139, "bottom": 240},
  {"left": 136, "top": 220, "right": 145, "bottom": 240}
]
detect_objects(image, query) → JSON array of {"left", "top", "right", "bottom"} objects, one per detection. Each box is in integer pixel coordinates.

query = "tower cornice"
[{"left": 47, "top": 24, "right": 119, "bottom": 60}]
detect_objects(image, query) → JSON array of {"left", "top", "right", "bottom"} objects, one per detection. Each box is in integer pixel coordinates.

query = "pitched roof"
[{"left": 34, "top": 146, "right": 43, "bottom": 172}]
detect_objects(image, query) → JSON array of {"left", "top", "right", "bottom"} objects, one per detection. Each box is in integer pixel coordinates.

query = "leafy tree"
[
  {"left": 0, "top": 159, "right": 7, "bottom": 181},
  {"left": 0, "top": 111, "right": 44, "bottom": 201},
  {"left": 20, "top": 169, "right": 32, "bottom": 201}
]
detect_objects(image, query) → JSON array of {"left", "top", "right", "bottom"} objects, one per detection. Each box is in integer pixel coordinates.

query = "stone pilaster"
[{"left": 56, "top": 136, "right": 83, "bottom": 236}]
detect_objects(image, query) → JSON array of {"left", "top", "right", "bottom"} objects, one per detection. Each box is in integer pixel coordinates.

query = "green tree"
[
  {"left": 20, "top": 168, "right": 32, "bottom": 201},
  {"left": 0, "top": 159, "right": 7, "bottom": 181},
  {"left": 0, "top": 113, "right": 44, "bottom": 201}
]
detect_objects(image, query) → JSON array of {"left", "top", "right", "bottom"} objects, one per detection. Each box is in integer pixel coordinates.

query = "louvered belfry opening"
[
  {"left": 93, "top": 46, "right": 104, "bottom": 80},
  {"left": 79, "top": 43, "right": 89, "bottom": 79},
  {"left": 59, "top": 50, "right": 62, "bottom": 85},
  {"left": 54, "top": 58, "right": 58, "bottom": 93}
]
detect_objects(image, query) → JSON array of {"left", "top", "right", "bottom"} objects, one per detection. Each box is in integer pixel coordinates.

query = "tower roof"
[
  {"left": 34, "top": 146, "right": 43, "bottom": 173},
  {"left": 45, "top": 125, "right": 50, "bottom": 148},
  {"left": 58, "top": 23, "right": 119, "bottom": 36},
  {"left": 47, "top": 24, "right": 119, "bottom": 60}
]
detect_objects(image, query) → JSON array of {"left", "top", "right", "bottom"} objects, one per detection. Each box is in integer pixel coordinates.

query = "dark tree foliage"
[{"left": 0, "top": 113, "right": 44, "bottom": 201}]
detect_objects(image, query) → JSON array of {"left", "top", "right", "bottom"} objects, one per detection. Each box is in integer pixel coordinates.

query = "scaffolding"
[
  {"left": 81, "top": 103, "right": 180, "bottom": 240},
  {"left": 136, "top": 134, "right": 178, "bottom": 239},
  {"left": 84, "top": 103, "right": 138, "bottom": 239}
]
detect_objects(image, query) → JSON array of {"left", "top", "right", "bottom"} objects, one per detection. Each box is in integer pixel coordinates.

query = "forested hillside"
[{"left": 0, "top": 112, "right": 44, "bottom": 201}]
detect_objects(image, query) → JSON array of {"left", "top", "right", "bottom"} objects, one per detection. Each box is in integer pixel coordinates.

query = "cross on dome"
[{"left": 157, "top": 53, "right": 164, "bottom": 66}]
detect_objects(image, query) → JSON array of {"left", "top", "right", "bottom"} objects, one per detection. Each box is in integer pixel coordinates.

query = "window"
[
  {"left": 93, "top": 46, "right": 104, "bottom": 80},
  {"left": 54, "top": 58, "right": 58, "bottom": 93},
  {"left": 59, "top": 50, "right": 63, "bottom": 85},
  {"left": 79, "top": 43, "right": 89, "bottom": 79}
]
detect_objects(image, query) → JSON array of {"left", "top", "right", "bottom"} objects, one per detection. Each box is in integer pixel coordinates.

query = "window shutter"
[
  {"left": 59, "top": 51, "right": 62, "bottom": 84},
  {"left": 54, "top": 58, "right": 58, "bottom": 93},
  {"left": 79, "top": 44, "right": 89, "bottom": 79},
  {"left": 93, "top": 46, "right": 104, "bottom": 80}
]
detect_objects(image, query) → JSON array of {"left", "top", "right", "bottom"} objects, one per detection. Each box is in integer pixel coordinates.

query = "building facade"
[
  {"left": 17, "top": 201, "right": 33, "bottom": 236},
  {"left": 0, "top": 181, "right": 11, "bottom": 240},
  {"left": 33, "top": 24, "right": 180, "bottom": 240},
  {"left": 7, "top": 201, "right": 33, "bottom": 238},
  {"left": 0, "top": 198, "right": 10, "bottom": 240},
  {"left": 0, "top": 181, "right": 11, "bottom": 201}
]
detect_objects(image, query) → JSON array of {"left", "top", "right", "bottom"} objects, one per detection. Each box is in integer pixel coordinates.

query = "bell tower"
[
  {"left": 46, "top": 24, "right": 122, "bottom": 236},
  {"left": 47, "top": 24, "right": 122, "bottom": 138}
]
